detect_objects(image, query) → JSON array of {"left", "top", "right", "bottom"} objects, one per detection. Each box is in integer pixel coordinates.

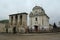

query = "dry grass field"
[{"left": 0, "top": 33, "right": 60, "bottom": 40}]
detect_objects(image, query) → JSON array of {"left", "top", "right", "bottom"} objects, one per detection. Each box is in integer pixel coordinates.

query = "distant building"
[
  {"left": 0, "top": 23, "right": 6, "bottom": 32},
  {"left": 9, "top": 12, "right": 28, "bottom": 33},
  {"left": 29, "top": 6, "right": 51, "bottom": 32},
  {"left": 0, "top": 20, "right": 9, "bottom": 33}
]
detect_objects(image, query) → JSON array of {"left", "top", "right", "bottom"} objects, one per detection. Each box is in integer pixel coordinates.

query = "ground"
[{"left": 0, "top": 33, "right": 60, "bottom": 40}]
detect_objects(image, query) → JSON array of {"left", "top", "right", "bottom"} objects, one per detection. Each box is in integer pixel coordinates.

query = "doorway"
[
  {"left": 34, "top": 25, "right": 38, "bottom": 32},
  {"left": 13, "top": 27, "right": 16, "bottom": 34}
]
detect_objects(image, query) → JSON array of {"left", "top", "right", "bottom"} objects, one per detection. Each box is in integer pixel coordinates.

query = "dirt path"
[{"left": 0, "top": 33, "right": 60, "bottom": 40}]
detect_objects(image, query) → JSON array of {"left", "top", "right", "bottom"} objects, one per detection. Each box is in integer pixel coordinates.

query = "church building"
[
  {"left": 29, "top": 6, "right": 50, "bottom": 32},
  {"left": 8, "top": 6, "right": 52, "bottom": 33}
]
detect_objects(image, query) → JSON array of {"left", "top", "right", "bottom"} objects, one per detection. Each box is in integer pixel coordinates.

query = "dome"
[{"left": 32, "top": 6, "right": 43, "bottom": 10}]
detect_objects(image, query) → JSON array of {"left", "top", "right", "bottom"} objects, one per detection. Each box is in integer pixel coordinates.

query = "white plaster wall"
[
  {"left": 39, "top": 16, "right": 42, "bottom": 26},
  {"left": 30, "top": 15, "right": 50, "bottom": 31},
  {"left": 42, "top": 16, "right": 49, "bottom": 30}
]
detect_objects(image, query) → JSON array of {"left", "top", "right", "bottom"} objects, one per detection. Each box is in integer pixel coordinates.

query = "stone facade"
[
  {"left": 9, "top": 12, "right": 28, "bottom": 33},
  {"left": 0, "top": 23, "right": 6, "bottom": 32},
  {"left": 0, "top": 6, "right": 54, "bottom": 33},
  {"left": 29, "top": 6, "right": 50, "bottom": 32}
]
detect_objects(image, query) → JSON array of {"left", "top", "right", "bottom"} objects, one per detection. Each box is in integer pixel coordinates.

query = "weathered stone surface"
[
  {"left": 29, "top": 6, "right": 51, "bottom": 32},
  {"left": 0, "top": 23, "right": 6, "bottom": 32},
  {"left": 9, "top": 13, "right": 28, "bottom": 33}
]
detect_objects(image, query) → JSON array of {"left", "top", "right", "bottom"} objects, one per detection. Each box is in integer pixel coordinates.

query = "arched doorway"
[
  {"left": 34, "top": 25, "right": 38, "bottom": 32},
  {"left": 13, "top": 27, "right": 16, "bottom": 34}
]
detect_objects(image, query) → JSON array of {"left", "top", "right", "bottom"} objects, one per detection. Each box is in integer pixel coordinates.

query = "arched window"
[{"left": 35, "top": 18, "right": 37, "bottom": 21}]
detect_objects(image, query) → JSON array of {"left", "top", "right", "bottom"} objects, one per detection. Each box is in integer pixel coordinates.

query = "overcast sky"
[{"left": 0, "top": 0, "right": 60, "bottom": 25}]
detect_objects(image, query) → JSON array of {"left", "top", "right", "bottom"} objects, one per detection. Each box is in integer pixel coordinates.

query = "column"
[
  {"left": 9, "top": 16, "right": 11, "bottom": 26},
  {"left": 17, "top": 15, "right": 20, "bottom": 27},
  {"left": 9, "top": 15, "right": 13, "bottom": 33},
  {"left": 13, "top": 15, "right": 16, "bottom": 27},
  {"left": 22, "top": 14, "right": 27, "bottom": 28},
  {"left": 9, "top": 16, "right": 13, "bottom": 27}
]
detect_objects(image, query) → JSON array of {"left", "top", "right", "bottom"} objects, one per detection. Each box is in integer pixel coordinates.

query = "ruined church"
[
  {"left": 29, "top": 6, "right": 50, "bottom": 32},
  {"left": 9, "top": 13, "right": 28, "bottom": 33},
  {"left": 8, "top": 6, "right": 52, "bottom": 33}
]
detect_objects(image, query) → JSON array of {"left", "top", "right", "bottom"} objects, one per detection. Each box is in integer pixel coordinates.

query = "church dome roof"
[{"left": 32, "top": 6, "right": 43, "bottom": 10}]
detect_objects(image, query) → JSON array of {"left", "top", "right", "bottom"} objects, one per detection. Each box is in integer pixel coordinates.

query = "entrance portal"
[
  {"left": 13, "top": 27, "right": 16, "bottom": 34},
  {"left": 34, "top": 25, "right": 38, "bottom": 32}
]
